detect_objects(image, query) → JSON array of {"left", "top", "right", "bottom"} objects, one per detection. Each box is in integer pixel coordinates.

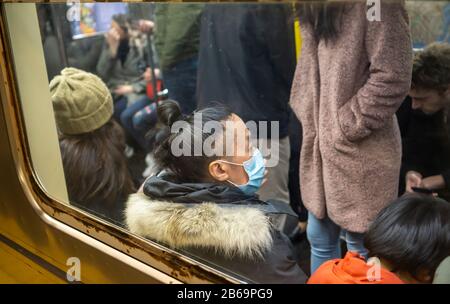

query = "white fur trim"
[{"left": 125, "top": 193, "right": 273, "bottom": 259}]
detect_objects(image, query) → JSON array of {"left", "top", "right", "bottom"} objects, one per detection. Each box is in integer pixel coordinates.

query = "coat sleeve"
[
  {"left": 256, "top": 230, "right": 307, "bottom": 284},
  {"left": 257, "top": 5, "right": 296, "bottom": 90},
  {"left": 131, "top": 79, "right": 147, "bottom": 95},
  {"left": 337, "top": 1, "right": 412, "bottom": 142},
  {"left": 156, "top": 4, "right": 204, "bottom": 69},
  {"left": 96, "top": 43, "right": 116, "bottom": 82}
]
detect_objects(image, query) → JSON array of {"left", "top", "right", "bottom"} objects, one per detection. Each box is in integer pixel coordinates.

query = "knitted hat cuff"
[{"left": 57, "top": 94, "right": 113, "bottom": 135}]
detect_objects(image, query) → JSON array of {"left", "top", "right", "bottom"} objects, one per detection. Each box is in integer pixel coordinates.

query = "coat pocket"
[
  {"left": 332, "top": 111, "right": 358, "bottom": 154},
  {"left": 337, "top": 101, "right": 373, "bottom": 143}
]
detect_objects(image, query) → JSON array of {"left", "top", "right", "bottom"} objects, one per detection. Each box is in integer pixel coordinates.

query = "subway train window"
[
  {"left": 34, "top": 1, "right": 309, "bottom": 283},
  {"left": 407, "top": 1, "right": 450, "bottom": 48},
  {"left": 3, "top": 1, "right": 449, "bottom": 284}
]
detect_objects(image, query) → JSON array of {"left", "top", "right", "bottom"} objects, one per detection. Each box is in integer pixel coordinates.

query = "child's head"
[
  {"left": 364, "top": 194, "right": 450, "bottom": 283},
  {"left": 151, "top": 101, "right": 258, "bottom": 188}
]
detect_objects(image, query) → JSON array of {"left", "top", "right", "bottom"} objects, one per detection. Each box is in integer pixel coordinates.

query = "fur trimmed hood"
[{"left": 125, "top": 193, "right": 273, "bottom": 259}]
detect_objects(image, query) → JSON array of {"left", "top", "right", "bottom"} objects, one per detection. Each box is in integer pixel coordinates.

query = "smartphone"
[{"left": 411, "top": 186, "right": 434, "bottom": 194}]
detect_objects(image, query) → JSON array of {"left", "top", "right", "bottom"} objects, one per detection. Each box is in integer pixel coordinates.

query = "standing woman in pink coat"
[{"left": 290, "top": 1, "right": 412, "bottom": 273}]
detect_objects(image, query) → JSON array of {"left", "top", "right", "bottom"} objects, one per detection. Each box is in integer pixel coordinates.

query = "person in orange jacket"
[{"left": 308, "top": 194, "right": 450, "bottom": 284}]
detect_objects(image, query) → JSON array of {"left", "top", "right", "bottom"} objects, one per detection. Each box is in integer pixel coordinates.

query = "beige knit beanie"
[{"left": 49, "top": 67, "right": 113, "bottom": 135}]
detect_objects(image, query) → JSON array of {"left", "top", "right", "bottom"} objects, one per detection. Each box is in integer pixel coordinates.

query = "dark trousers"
[{"left": 288, "top": 112, "right": 308, "bottom": 222}]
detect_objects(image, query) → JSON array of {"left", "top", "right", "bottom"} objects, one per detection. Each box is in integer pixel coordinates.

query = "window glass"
[
  {"left": 407, "top": 1, "right": 450, "bottom": 48},
  {"left": 7, "top": 1, "right": 449, "bottom": 283}
]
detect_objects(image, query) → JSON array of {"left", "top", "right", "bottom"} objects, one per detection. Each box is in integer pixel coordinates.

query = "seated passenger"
[
  {"left": 96, "top": 14, "right": 149, "bottom": 119},
  {"left": 308, "top": 194, "right": 450, "bottom": 284},
  {"left": 119, "top": 68, "right": 163, "bottom": 151},
  {"left": 397, "top": 43, "right": 450, "bottom": 199},
  {"left": 124, "top": 101, "right": 306, "bottom": 283},
  {"left": 49, "top": 67, "right": 135, "bottom": 225}
]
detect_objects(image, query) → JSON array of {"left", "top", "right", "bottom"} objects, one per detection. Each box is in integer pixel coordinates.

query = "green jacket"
[
  {"left": 154, "top": 3, "right": 204, "bottom": 70},
  {"left": 96, "top": 41, "right": 148, "bottom": 104}
]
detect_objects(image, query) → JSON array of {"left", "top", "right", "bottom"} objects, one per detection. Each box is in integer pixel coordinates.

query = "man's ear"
[{"left": 208, "top": 161, "right": 230, "bottom": 182}]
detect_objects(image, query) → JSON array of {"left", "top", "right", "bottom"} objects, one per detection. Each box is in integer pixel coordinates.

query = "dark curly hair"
[{"left": 412, "top": 43, "right": 450, "bottom": 93}]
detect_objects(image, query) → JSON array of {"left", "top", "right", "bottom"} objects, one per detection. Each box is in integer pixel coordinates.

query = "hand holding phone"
[
  {"left": 406, "top": 171, "right": 423, "bottom": 193},
  {"left": 411, "top": 187, "right": 434, "bottom": 195}
]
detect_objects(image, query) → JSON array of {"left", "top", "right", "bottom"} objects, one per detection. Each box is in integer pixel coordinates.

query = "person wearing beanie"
[
  {"left": 49, "top": 67, "right": 135, "bottom": 225},
  {"left": 49, "top": 67, "right": 114, "bottom": 135}
]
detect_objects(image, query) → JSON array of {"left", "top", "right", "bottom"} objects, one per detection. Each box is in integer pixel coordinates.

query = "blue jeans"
[
  {"left": 132, "top": 101, "right": 159, "bottom": 134},
  {"left": 120, "top": 97, "right": 150, "bottom": 150},
  {"left": 163, "top": 56, "right": 198, "bottom": 114},
  {"left": 307, "top": 212, "right": 368, "bottom": 274},
  {"left": 113, "top": 96, "right": 128, "bottom": 122}
]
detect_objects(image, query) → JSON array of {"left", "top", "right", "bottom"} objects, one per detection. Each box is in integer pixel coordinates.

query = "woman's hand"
[
  {"left": 143, "top": 68, "right": 161, "bottom": 82},
  {"left": 114, "top": 85, "right": 134, "bottom": 96},
  {"left": 105, "top": 27, "right": 121, "bottom": 58},
  {"left": 138, "top": 20, "right": 154, "bottom": 34}
]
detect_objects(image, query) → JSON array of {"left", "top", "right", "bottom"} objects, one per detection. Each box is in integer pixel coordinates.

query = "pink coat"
[{"left": 290, "top": 1, "right": 412, "bottom": 233}]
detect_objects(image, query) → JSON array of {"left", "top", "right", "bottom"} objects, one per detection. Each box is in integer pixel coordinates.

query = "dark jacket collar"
[
  {"left": 143, "top": 172, "right": 259, "bottom": 205},
  {"left": 142, "top": 172, "right": 297, "bottom": 216}
]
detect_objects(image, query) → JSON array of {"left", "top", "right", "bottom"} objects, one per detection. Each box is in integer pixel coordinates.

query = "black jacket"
[
  {"left": 196, "top": 4, "right": 296, "bottom": 139},
  {"left": 124, "top": 173, "right": 306, "bottom": 283},
  {"left": 397, "top": 97, "right": 450, "bottom": 200}
]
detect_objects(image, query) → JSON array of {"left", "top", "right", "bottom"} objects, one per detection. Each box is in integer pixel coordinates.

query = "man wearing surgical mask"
[
  {"left": 126, "top": 101, "right": 306, "bottom": 283},
  {"left": 397, "top": 43, "right": 450, "bottom": 199}
]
